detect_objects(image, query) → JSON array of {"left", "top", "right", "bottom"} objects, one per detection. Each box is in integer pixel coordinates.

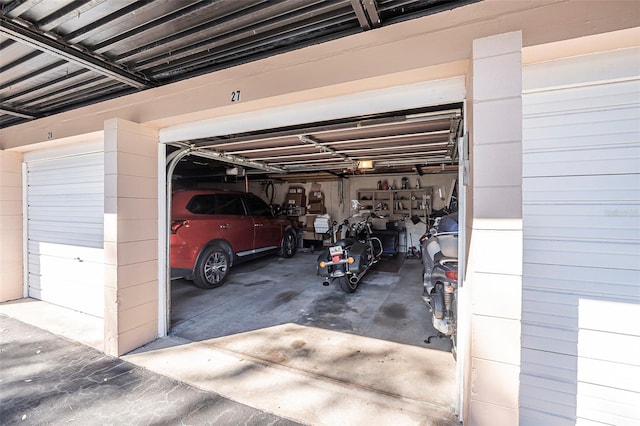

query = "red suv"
[{"left": 171, "top": 189, "right": 297, "bottom": 288}]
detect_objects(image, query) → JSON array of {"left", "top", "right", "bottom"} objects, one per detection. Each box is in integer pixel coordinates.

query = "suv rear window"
[
  {"left": 186, "top": 194, "right": 245, "bottom": 215},
  {"left": 243, "top": 194, "right": 273, "bottom": 217}
]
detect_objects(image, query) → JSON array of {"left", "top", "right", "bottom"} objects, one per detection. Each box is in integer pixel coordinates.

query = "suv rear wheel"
[
  {"left": 278, "top": 230, "right": 297, "bottom": 258},
  {"left": 193, "top": 246, "right": 229, "bottom": 289}
]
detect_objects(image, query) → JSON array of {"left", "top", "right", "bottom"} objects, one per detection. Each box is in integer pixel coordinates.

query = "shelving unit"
[{"left": 357, "top": 188, "right": 432, "bottom": 221}]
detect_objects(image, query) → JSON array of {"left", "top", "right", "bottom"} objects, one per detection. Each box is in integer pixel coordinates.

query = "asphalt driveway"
[{"left": 0, "top": 314, "right": 299, "bottom": 426}]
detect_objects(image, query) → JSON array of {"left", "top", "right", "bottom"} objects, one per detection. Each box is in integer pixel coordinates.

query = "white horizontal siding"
[
  {"left": 523, "top": 174, "right": 639, "bottom": 203},
  {"left": 521, "top": 49, "right": 640, "bottom": 426},
  {"left": 577, "top": 357, "right": 640, "bottom": 393},
  {"left": 578, "top": 382, "right": 640, "bottom": 425},
  {"left": 521, "top": 409, "right": 575, "bottom": 426},
  {"left": 522, "top": 322, "right": 578, "bottom": 355},
  {"left": 524, "top": 204, "right": 639, "bottom": 242},
  {"left": 521, "top": 348, "right": 576, "bottom": 382},
  {"left": 26, "top": 152, "right": 105, "bottom": 318},
  {"left": 524, "top": 238, "right": 638, "bottom": 269},
  {"left": 520, "top": 373, "right": 577, "bottom": 422},
  {"left": 523, "top": 263, "right": 638, "bottom": 297}
]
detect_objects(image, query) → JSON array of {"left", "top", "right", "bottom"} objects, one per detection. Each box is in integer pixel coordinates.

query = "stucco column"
[
  {"left": 103, "top": 119, "right": 159, "bottom": 356},
  {"left": 466, "top": 31, "right": 523, "bottom": 425},
  {"left": 0, "top": 150, "right": 24, "bottom": 302}
]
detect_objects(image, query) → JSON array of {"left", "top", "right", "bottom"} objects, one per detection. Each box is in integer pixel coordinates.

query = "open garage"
[
  {"left": 161, "top": 101, "right": 465, "bottom": 421},
  {"left": 1, "top": 1, "right": 638, "bottom": 425}
]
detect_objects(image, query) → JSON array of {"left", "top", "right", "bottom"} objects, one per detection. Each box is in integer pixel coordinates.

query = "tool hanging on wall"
[{"left": 263, "top": 180, "right": 275, "bottom": 204}]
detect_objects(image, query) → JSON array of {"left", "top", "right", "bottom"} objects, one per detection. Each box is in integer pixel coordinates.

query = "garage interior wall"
[
  {"left": 0, "top": 150, "right": 23, "bottom": 302},
  {"left": 104, "top": 119, "right": 159, "bottom": 356},
  {"left": 245, "top": 173, "right": 457, "bottom": 222},
  {"left": 466, "top": 31, "right": 524, "bottom": 425}
]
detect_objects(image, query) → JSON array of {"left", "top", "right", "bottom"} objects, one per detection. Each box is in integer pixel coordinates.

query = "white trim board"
[{"left": 159, "top": 77, "right": 466, "bottom": 143}]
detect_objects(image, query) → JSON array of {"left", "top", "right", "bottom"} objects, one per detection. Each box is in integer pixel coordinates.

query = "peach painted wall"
[
  {"left": 0, "top": 150, "right": 23, "bottom": 302},
  {"left": 103, "top": 119, "right": 159, "bottom": 356},
  {"left": 466, "top": 31, "right": 524, "bottom": 425}
]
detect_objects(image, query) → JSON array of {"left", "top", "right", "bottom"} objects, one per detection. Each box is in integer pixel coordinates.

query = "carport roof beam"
[
  {"left": 0, "top": 104, "right": 40, "bottom": 119},
  {"left": 0, "top": 16, "right": 151, "bottom": 89},
  {"left": 350, "top": 0, "right": 371, "bottom": 30}
]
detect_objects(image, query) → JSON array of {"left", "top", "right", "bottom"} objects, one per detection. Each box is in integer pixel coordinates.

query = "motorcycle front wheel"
[{"left": 336, "top": 276, "right": 357, "bottom": 293}]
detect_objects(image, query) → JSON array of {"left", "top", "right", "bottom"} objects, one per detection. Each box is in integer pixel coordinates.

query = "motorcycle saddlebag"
[{"left": 347, "top": 242, "right": 369, "bottom": 273}]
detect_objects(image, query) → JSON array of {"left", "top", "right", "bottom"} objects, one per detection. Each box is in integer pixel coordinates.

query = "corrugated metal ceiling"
[{"left": 1, "top": 0, "right": 475, "bottom": 128}]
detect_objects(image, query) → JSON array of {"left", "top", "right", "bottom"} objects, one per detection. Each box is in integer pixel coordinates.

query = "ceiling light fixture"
[{"left": 358, "top": 160, "right": 374, "bottom": 169}]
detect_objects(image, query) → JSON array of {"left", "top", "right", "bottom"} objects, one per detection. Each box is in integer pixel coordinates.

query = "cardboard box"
[
  {"left": 304, "top": 215, "right": 317, "bottom": 231},
  {"left": 309, "top": 191, "right": 324, "bottom": 201},
  {"left": 287, "top": 193, "right": 306, "bottom": 207},
  {"left": 308, "top": 201, "right": 326, "bottom": 214},
  {"left": 302, "top": 231, "right": 318, "bottom": 240}
]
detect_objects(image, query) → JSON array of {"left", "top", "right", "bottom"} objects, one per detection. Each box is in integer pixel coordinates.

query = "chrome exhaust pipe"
[
  {"left": 322, "top": 280, "right": 330, "bottom": 287},
  {"left": 349, "top": 268, "right": 368, "bottom": 285}
]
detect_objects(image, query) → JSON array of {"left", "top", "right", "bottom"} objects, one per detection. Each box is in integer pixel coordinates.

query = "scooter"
[
  {"left": 420, "top": 212, "right": 459, "bottom": 358},
  {"left": 317, "top": 214, "right": 384, "bottom": 293}
]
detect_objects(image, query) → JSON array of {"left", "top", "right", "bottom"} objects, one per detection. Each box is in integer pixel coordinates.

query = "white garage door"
[
  {"left": 520, "top": 48, "right": 640, "bottom": 425},
  {"left": 26, "top": 148, "right": 104, "bottom": 318}
]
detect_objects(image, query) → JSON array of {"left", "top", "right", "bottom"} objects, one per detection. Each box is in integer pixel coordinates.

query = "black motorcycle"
[
  {"left": 317, "top": 215, "right": 384, "bottom": 293},
  {"left": 420, "top": 212, "right": 459, "bottom": 358}
]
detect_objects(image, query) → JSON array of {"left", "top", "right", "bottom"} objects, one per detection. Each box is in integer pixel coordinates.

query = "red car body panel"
[{"left": 170, "top": 189, "right": 294, "bottom": 275}]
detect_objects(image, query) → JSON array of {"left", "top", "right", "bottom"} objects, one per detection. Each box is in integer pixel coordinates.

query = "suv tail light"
[{"left": 171, "top": 220, "right": 189, "bottom": 234}]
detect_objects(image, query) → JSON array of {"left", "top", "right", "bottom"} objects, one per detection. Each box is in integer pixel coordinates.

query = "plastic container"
[{"left": 314, "top": 215, "right": 331, "bottom": 234}]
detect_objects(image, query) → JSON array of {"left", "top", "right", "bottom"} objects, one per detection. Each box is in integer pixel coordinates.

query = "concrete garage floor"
[
  {"left": 171, "top": 251, "right": 452, "bottom": 351},
  {"left": 127, "top": 251, "right": 458, "bottom": 425}
]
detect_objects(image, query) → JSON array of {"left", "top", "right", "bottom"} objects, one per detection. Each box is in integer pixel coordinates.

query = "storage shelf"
[{"left": 357, "top": 188, "right": 432, "bottom": 220}]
